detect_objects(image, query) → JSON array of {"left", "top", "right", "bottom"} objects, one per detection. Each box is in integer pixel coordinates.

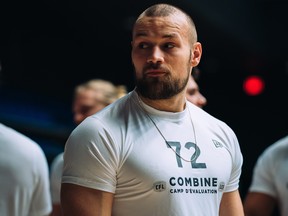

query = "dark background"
[{"left": 1, "top": 0, "right": 288, "bottom": 202}]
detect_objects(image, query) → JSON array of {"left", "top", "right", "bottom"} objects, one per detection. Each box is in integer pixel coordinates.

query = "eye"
[
  {"left": 138, "top": 42, "right": 149, "bottom": 49},
  {"left": 164, "top": 43, "right": 175, "bottom": 49},
  {"left": 188, "top": 89, "right": 196, "bottom": 96}
]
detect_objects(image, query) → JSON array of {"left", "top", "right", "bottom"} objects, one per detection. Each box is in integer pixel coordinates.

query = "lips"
[
  {"left": 145, "top": 71, "right": 165, "bottom": 77},
  {"left": 145, "top": 70, "right": 166, "bottom": 77}
]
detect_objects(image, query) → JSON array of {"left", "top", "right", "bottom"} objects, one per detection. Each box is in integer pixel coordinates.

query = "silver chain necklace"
[{"left": 137, "top": 96, "right": 198, "bottom": 162}]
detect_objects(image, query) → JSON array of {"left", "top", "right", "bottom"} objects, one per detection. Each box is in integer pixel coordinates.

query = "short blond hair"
[{"left": 75, "top": 79, "right": 127, "bottom": 105}]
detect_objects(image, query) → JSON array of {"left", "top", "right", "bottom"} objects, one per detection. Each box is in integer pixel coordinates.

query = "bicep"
[
  {"left": 219, "top": 190, "right": 244, "bottom": 216},
  {"left": 61, "top": 183, "right": 114, "bottom": 216},
  {"left": 49, "top": 204, "right": 62, "bottom": 216},
  {"left": 243, "top": 192, "right": 276, "bottom": 216}
]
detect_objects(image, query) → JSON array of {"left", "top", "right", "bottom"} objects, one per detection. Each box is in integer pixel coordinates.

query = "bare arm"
[
  {"left": 61, "top": 183, "right": 114, "bottom": 216},
  {"left": 243, "top": 192, "right": 276, "bottom": 216},
  {"left": 219, "top": 190, "right": 244, "bottom": 216},
  {"left": 49, "top": 204, "right": 62, "bottom": 216}
]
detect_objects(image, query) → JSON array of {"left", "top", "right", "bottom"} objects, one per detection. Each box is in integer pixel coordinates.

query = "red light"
[{"left": 243, "top": 75, "right": 265, "bottom": 96}]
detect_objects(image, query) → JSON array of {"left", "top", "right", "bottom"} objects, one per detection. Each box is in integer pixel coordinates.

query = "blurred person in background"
[
  {"left": 72, "top": 79, "right": 127, "bottom": 125},
  {"left": 49, "top": 79, "right": 127, "bottom": 216},
  {"left": 186, "top": 67, "right": 207, "bottom": 108},
  {"left": 244, "top": 135, "right": 288, "bottom": 216},
  {"left": 0, "top": 123, "right": 52, "bottom": 216}
]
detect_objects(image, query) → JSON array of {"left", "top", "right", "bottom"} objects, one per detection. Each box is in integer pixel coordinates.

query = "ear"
[{"left": 190, "top": 42, "right": 202, "bottom": 67}]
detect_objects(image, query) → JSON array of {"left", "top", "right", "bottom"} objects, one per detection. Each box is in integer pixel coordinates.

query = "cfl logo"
[{"left": 154, "top": 181, "right": 166, "bottom": 192}]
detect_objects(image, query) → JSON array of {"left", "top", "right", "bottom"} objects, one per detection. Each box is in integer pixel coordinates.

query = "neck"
[{"left": 137, "top": 91, "right": 186, "bottom": 112}]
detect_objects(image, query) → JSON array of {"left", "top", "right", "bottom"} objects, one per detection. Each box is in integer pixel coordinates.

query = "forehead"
[
  {"left": 75, "top": 88, "right": 95, "bottom": 102},
  {"left": 133, "top": 15, "right": 189, "bottom": 39}
]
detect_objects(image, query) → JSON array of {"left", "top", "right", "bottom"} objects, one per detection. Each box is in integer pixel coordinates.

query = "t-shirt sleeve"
[
  {"left": 62, "top": 117, "right": 120, "bottom": 193},
  {"left": 223, "top": 124, "right": 243, "bottom": 193},
  {"left": 248, "top": 149, "right": 276, "bottom": 197}
]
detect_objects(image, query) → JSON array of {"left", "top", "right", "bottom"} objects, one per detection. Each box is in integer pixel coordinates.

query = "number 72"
[{"left": 166, "top": 141, "right": 207, "bottom": 168}]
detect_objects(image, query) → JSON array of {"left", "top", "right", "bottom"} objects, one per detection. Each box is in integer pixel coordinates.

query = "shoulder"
[
  {"left": 187, "top": 102, "right": 241, "bottom": 159},
  {"left": 267, "top": 135, "right": 288, "bottom": 152},
  {"left": 0, "top": 123, "right": 36, "bottom": 145},
  {"left": 50, "top": 152, "right": 64, "bottom": 172},
  {"left": 0, "top": 123, "right": 46, "bottom": 159},
  {"left": 187, "top": 102, "right": 235, "bottom": 135},
  {"left": 258, "top": 135, "right": 288, "bottom": 162}
]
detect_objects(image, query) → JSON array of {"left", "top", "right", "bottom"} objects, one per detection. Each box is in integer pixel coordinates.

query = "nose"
[
  {"left": 197, "top": 93, "right": 207, "bottom": 108},
  {"left": 147, "top": 47, "right": 164, "bottom": 64}
]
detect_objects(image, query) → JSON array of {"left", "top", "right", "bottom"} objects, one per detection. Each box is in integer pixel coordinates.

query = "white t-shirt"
[
  {"left": 0, "top": 123, "right": 52, "bottom": 216},
  {"left": 62, "top": 90, "right": 243, "bottom": 216},
  {"left": 248, "top": 135, "right": 288, "bottom": 216},
  {"left": 50, "top": 152, "right": 64, "bottom": 204}
]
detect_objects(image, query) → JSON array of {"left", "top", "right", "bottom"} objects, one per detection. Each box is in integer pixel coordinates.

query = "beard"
[{"left": 135, "top": 66, "right": 190, "bottom": 100}]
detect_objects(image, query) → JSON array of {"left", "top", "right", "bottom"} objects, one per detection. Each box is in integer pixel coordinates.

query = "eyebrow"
[{"left": 134, "top": 32, "right": 178, "bottom": 39}]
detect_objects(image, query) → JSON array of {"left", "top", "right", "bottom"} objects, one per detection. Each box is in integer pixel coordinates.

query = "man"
[
  {"left": 186, "top": 70, "right": 207, "bottom": 108},
  {"left": 49, "top": 79, "right": 127, "bottom": 216},
  {"left": 244, "top": 135, "right": 288, "bottom": 216},
  {"left": 61, "top": 4, "right": 244, "bottom": 215},
  {"left": 0, "top": 123, "right": 52, "bottom": 216}
]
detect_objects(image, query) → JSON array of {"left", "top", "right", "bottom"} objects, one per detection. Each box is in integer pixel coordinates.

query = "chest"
[{"left": 118, "top": 120, "right": 233, "bottom": 190}]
